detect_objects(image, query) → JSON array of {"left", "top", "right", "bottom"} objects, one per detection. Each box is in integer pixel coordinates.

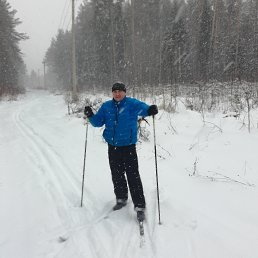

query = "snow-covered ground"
[{"left": 1, "top": 90, "right": 258, "bottom": 258}]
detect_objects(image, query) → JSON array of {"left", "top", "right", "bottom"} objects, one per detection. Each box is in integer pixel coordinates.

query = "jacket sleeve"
[
  {"left": 132, "top": 98, "right": 149, "bottom": 117},
  {"left": 88, "top": 104, "right": 106, "bottom": 127}
]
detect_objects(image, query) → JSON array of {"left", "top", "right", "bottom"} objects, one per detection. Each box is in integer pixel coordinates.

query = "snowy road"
[
  {"left": 1, "top": 91, "right": 258, "bottom": 258},
  {"left": 0, "top": 91, "right": 158, "bottom": 258}
]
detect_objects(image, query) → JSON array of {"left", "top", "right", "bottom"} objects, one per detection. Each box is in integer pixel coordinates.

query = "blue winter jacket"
[{"left": 89, "top": 97, "right": 150, "bottom": 146}]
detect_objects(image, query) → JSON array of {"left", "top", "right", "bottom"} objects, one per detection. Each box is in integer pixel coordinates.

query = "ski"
[
  {"left": 138, "top": 220, "right": 145, "bottom": 247},
  {"left": 139, "top": 221, "right": 144, "bottom": 236},
  {"left": 136, "top": 209, "right": 145, "bottom": 246},
  {"left": 57, "top": 208, "right": 114, "bottom": 242}
]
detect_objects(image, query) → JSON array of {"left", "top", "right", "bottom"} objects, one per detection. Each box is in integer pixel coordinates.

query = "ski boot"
[
  {"left": 113, "top": 199, "right": 127, "bottom": 211},
  {"left": 135, "top": 207, "right": 145, "bottom": 222}
]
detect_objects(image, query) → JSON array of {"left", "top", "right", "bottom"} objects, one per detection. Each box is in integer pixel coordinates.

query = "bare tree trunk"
[
  {"left": 158, "top": 0, "right": 163, "bottom": 87},
  {"left": 178, "top": 46, "right": 182, "bottom": 82},
  {"left": 254, "top": 0, "right": 258, "bottom": 82},
  {"left": 131, "top": 0, "right": 136, "bottom": 97},
  {"left": 234, "top": 0, "right": 241, "bottom": 81},
  {"left": 71, "top": 0, "right": 78, "bottom": 100},
  {"left": 210, "top": 0, "right": 218, "bottom": 79},
  {"left": 110, "top": 4, "right": 116, "bottom": 83},
  {"left": 245, "top": 91, "right": 251, "bottom": 133}
]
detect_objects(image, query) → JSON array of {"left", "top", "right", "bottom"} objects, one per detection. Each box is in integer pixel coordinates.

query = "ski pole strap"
[{"left": 138, "top": 117, "right": 150, "bottom": 126}]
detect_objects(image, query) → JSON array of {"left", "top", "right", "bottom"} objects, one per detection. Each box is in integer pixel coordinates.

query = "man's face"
[{"left": 112, "top": 90, "right": 126, "bottom": 102}]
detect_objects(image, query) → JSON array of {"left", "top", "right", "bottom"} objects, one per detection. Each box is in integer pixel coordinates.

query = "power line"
[
  {"left": 65, "top": 18, "right": 72, "bottom": 31},
  {"left": 62, "top": 0, "right": 72, "bottom": 30},
  {"left": 58, "top": 0, "right": 69, "bottom": 29},
  {"left": 59, "top": 0, "right": 72, "bottom": 30},
  {"left": 65, "top": 0, "right": 84, "bottom": 31},
  {"left": 58, "top": 0, "right": 66, "bottom": 28},
  {"left": 59, "top": 0, "right": 84, "bottom": 31}
]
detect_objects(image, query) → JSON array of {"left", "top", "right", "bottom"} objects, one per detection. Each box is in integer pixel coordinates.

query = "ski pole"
[
  {"left": 152, "top": 115, "right": 161, "bottom": 224},
  {"left": 80, "top": 120, "right": 89, "bottom": 207}
]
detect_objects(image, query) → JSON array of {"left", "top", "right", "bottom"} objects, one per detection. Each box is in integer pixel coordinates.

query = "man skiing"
[{"left": 84, "top": 82, "right": 158, "bottom": 222}]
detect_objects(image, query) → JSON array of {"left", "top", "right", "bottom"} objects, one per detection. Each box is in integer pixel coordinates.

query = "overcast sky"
[{"left": 8, "top": 0, "right": 83, "bottom": 74}]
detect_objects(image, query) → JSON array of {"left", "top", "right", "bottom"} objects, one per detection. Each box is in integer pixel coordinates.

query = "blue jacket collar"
[{"left": 112, "top": 96, "right": 127, "bottom": 106}]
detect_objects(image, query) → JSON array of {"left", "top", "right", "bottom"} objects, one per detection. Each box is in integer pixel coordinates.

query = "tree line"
[
  {"left": 45, "top": 0, "right": 258, "bottom": 93},
  {"left": 0, "top": 0, "right": 27, "bottom": 97}
]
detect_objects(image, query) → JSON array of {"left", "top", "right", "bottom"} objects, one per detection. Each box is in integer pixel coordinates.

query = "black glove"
[
  {"left": 148, "top": 105, "right": 158, "bottom": 116},
  {"left": 84, "top": 106, "right": 94, "bottom": 118}
]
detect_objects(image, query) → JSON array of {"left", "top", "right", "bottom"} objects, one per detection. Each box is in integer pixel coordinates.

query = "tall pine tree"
[{"left": 0, "top": 0, "right": 27, "bottom": 96}]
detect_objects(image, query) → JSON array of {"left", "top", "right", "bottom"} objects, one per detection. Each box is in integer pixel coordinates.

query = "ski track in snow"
[
  {"left": 15, "top": 95, "right": 199, "bottom": 258},
  {"left": 55, "top": 204, "right": 158, "bottom": 258},
  {"left": 14, "top": 106, "right": 79, "bottom": 202},
  {"left": 7, "top": 93, "right": 160, "bottom": 258},
  {"left": 2, "top": 91, "right": 258, "bottom": 258}
]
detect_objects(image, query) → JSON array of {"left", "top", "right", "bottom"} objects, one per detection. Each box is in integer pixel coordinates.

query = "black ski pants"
[{"left": 108, "top": 144, "right": 145, "bottom": 209}]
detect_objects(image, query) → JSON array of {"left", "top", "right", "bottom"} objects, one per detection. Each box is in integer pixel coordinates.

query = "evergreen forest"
[
  {"left": 0, "top": 0, "right": 27, "bottom": 97},
  {"left": 44, "top": 0, "right": 258, "bottom": 94}
]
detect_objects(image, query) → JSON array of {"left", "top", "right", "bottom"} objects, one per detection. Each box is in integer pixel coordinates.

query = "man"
[{"left": 84, "top": 82, "right": 158, "bottom": 222}]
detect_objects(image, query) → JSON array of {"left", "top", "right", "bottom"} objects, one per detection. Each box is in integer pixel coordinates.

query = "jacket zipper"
[{"left": 113, "top": 103, "right": 119, "bottom": 145}]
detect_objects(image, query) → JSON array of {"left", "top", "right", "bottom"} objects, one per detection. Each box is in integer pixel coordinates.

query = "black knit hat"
[{"left": 112, "top": 82, "right": 126, "bottom": 92}]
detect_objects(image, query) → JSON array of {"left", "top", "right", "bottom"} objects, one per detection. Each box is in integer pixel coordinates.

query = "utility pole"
[
  {"left": 43, "top": 59, "right": 46, "bottom": 89},
  {"left": 38, "top": 69, "right": 41, "bottom": 89},
  {"left": 72, "top": 0, "right": 78, "bottom": 100}
]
